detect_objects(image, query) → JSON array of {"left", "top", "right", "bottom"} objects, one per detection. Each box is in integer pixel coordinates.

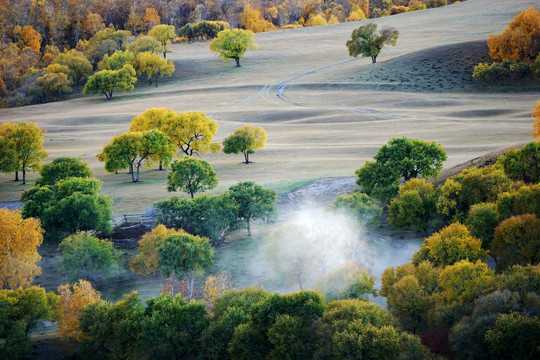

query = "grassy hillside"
[{"left": 0, "top": 0, "right": 538, "bottom": 215}]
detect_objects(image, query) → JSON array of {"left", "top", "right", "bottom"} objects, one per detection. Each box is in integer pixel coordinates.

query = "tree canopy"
[
  {"left": 346, "top": 22, "right": 399, "bottom": 63},
  {"left": 223, "top": 125, "right": 267, "bottom": 164},
  {"left": 131, "top": 51, "right": 175, "bottom": 87},
  {"left": 209, "top": 29, "right": 258, "bottom": 67},
  {"left": 35, "top": 157, "right": 93, "bottom": 186},
  {"left": 148, "top": 24, "right": 176, "bottom": 58},
  {"left": 83, "top": 64, "right": 137, "bottom": 100},
  {"left": 228, "top": 181, "right": 276, "bottom": 236}
]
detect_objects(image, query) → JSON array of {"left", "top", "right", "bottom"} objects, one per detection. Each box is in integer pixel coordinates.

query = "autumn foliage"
[{"left": 0, "top": 208, "right": 43, "bottom": 289}]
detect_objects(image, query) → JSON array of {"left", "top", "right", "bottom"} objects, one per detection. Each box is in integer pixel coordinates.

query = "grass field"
[{"left": 0, "top": 0, "right": 538, "bottom": 216}]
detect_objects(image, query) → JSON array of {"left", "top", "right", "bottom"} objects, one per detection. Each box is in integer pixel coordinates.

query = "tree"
[
  {"left": 30, "top": 71, "right": 72, "bottom": 102},
  {"left": 83, "top": 64, "right": 137, "bottom": 100},
  {"left": 315, "top": 263, "right": 377, "bottom": 301},
  {"left": 533, "top": 100, "right": 540, "bottom": 140},
  {"left": 98, "top": 50, "right": 134, "bottom": 70},
  {"left": 167, "top": 156, "right": 218, "bottom": 198},
  {"left": 1, "top": 122, "right": 48, "bottom": 184},
  {"left": 496, "top": 184, "right": 540, "bottom": 220},
  {"left": 492, "top": 214, "right": 540, "bottom": 271},
  {"left": 129, "top": 224, "right": 184, "bottom": 276},
  {"left": 131, "top": 51, "right": 175, "bottom": 87},
  {"left": 356, "top": 137, "right": 446, "bottom": 203},
  {"left": 0, "top": 209, "right": 43, "bottom": 289},
  {"left": 484, "top": 313, "right": 540, "bottom": 359},
  {"left": 466, "top": 202, "right": 499, "bottom": 250},
  {"left": 487, "top": 7, "right": 540, "bottom": 63},
  {"left": 412, "top": 223, "right": 487, "bottom": 267},
  {"left": 148, "top": 24, "right": 176, "bottom": 58},
  {"left": 126, "top": 35, "right": 163, "bottom": 55},
  {"left": 35, "top": 157, "right": 93, "bottom": 186},
  {"left": 223, "top": 125, "right": 267, "bottom": 164},
  {"left": 59, "top": 232, "right": 123, "bottom": 283},
  {"left": 497, "top": 141, "right": 540, "bottom": 184},
  {"left": 346, "top": 23, "right": 399, "bottom": 63},
  {"left": 228, "top": 181, "right": 276, "bottom": 236},
  {"left": 209, "top": 29, "right": 259, "bottom": 67},
  {"left": 57, "top": 280, "right": 102, "bottom": 341},
  {"left": 143, "top": 8, "right": 161, "bottom": 31},
  {"left": 97, "top": 130, "right": 174, "bottom": 182},
  {"left": 0, "top": 124, "right": 18, "bottom": 177},
  {"left": 438, "top": 260, "right": 495, "bottom": 305},
  {"left": 130, "top": 109, "right": 221, "bottom": 157},
  {"left": 389, "top": 178, "right": 438, "bottom": 231},
  {"left": 158, "top": 233, "right": 214, "bottom": 300},
  {"left": 53, "top": 49, "right": 93, "bottom": 86},
  {"left": 330, "top": 191, "right": 382, "bottom": 225},
  {"left": 203, "top": 271, "right": 233, "bottom": 311}
]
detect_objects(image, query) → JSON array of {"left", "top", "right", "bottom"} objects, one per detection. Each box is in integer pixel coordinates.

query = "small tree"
[
  {"left": 223, "top": 125, "right": 267, "bottom": 164},
  {"left": 59, "top": 232, "right": 123, "bottom": 282},
  {"left": 0, "top": 209, "right": 43, "bottom": 289},
  {"left": 466, "top": 202, "right": 499, "bottom": 250},
  {"left": 127, "top": 35, "right": 163, "bottom": 55},
  {"left": 228, "top": 181, "right": 276, "bottom": 236},
  {"left": 83, "top": 64, "right": 137, "bottom": 100},
  {"left": 148, "top": 24, "right": 176, "bottom": 58},
  {"left": 167, "top": 156, "right": 218, "bottom": 198},
  {"left": 330, "top": 191, "right": 382, "bottom": 225},
  {"left": 158, "top": 233, "right": 214, "bottom": 300},
  {"left": 36, "top": 157, "right": 93, "bottom": 186},
  {"left": 209, "top": 29, "right": 259, "bottom": 67},
  {"left": 53, "top": 49, "right": 93, "bottom": 86},
  {"left": 389, "top": 178, "right": 438, "bottom": 232},
  {"left": 497, "top": 141, "right": 540, "bottom": 184},
  {"left": 131, "top": 51, "right": 175, "bottom": 87},
  {"left": 346, "top": 23, "right": 399, "bottom": 63}
]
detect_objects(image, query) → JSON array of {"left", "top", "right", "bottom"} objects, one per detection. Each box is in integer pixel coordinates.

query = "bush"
[
  {"left": 473, "top": 61, "right": 533, "bottom": 82},
  {"left": 497, "top": 142, "right": 540, "bottom": 184},
  {"left": 330, "top": 191, "right": 382, "bottom": 225},
  {"left": 59, "top": 232, "right": 123, "bottom": 282},
  {"left": 389, "top": 178, "right": 438, "bottom": 231},
  {"left": 389, "top": 6, "right": 408, "bottom": 15}
]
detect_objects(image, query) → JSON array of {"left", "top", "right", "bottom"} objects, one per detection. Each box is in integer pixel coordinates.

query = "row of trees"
[
  {"left": 98, "top": 108, "right": 268, "bottom": 182},
  {"left": 473, "top": 7, "right": 540, "bottom": 83}
]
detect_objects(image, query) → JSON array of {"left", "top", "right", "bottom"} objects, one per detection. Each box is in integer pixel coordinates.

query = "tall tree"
[
  {"left": 148, "top": 24, "right": 176, "bottom": 58},
  {"left": 209, "top": 29, "right": 259, "bottom": 67},
  {"left": 0, "top": 208, "right": 43, "bottom": 289},
  {"left": 346, "top": 23, "right": 399, "bottom": 63},
  {"left": 131, "top": 51, "right": 175, "bottom": 87},
  {"left": 167, "top": 156, "right": 218, "bottom": 198},
  {"left": 223, "top": 125, "right": 267, "bottom": 164},
  {"left": 228, "top": 181, "right": 276, "bottom": 236}
]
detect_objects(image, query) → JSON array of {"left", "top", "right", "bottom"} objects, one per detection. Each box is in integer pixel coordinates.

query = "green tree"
[
  {"left": 356, "top": 137, "right": 446, "bottom": 203},
  {"left": 148, "top": 24, "right": 176, "bottom": 58},
  {"left": 346, "top": 23, "right": 399, "bottom": 63},
  {"left": 53, "top": 49, "right": 93, "bottom": 86},
  {"left": 126, "top": 35, "right": 163, "bottom": 55},
  {"left": 167, "top": 157, "right": 218, "bottom": 198},
  {"left": 315, "top": 263, "right": 377, "bottom": 301},
  {"left": 59, "top": 232, "right": 123, "bottom": 282},
  {"left": 83, "top": 64, "right": 137, "bottom": 100},
  {"left": 412, "top": 223, "right": 487, "bottom": 267},
  {"left": 131, "top": 51, "right": 175, "bottom": 87},
  {"left": 2, "top": 122, "right": 48, "bottom": 184},
  {"left": 496, "top": 184, "right": 540, "bottom": 221},
  {"left": 209, "top": 29, "right": 259, "bottom": 67},
  {"left": 497, "top": 142, "right": 540, "bottom": 184},
  {"left": 223, "top": 125, "right": 267, "bottom": 164},
  {"left": 97, "top": 130, "right": 174, "bottom": 182},
  {"left": 35, "top": 157, "right": 93, "bottom": 186},
  {"left": 98, "top": 50, "right": 135, "bottom": 70},
  {"left": 228, "top": 181, "right": 276, "bottom": 236},
  {"left": 389, "top": 178, "right": 438, "bottom": 232},
  {"left": 466, "top": 202, "right": 499, "bottom": 250},
  {"left": 485, "top": 313, "right": 540, "bottom": 360},
  {"left": 31, "top": 71, "right": 72, "bottom": 102},
  {"left": 0, "top": 124, "right": 18, "bottom": 177},
  {"left": 330, "top": 191, "right": 382, "bottom": 225},
  {"left": 158, "top": 233, "right": 214, "bottom": 300},
  {"left": 438, "top": 260, "right": 495, "bottom": 305},
  {"left": 492, "top": 214, "right": 540, "bottom": 271}
]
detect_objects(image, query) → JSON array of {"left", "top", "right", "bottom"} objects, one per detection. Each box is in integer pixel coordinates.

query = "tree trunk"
[
  {"left": 159, "top": 161, "right": 164, "bottom": 171},
  {"left": 371, "top": 55, "right": 377, "bottom": 63},
  {"left": 247, "top": 218, "right": 251, "bottom": 236},
  {"left": 235, "top": 57, "right": 240, "bottom": 67},
  {"left": 22, "top": 169, "right": 26, "bottom": 185},
  {"left": 131, "top": 166, "right": 136, "bottom": 182},
  {"left": 136, "top": 164, "right": 140, "bottom": 182},
  {"left": 155, "top": 75, "right": 158, "bottom": 87},
  {"left": 14, "top": 170, "right": 19, "bottom": 181},
  {"left": 244, "top": 152, "right": 249, "bottom": 164},
  {"left": 163, "top": 49, "right": 166, "bottom": 58}
]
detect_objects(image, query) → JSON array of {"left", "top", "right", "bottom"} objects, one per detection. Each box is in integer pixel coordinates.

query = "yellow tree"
[
  {"left": 209, "top": 29, "right": 258, "bottom": 67},
  {"left": 487, "top": 7, "right": 540, "bottom": 63},
  {"left": 83, "top": 13, "right": 106, "bottom": 38},
  {"left": 130, "top": 108, "right": 221, "bottom": 156},
  {"left": 143, "top": 8, "right": 161, "bottom": 31},
  {"left": 131, "top": 51, "right": 175, "bottom": 87},
  {"left": 222, "top": 125, "right": 267, "bottom": 164},
  {"left": 240, "top": 5, "right": 277, "bottom": 33},
  {"left": 129, "top": 225, "right": 185, "bottom": 275},
  {"left": 57, "top": 280, "right": 102, "bottom": 341},
  {"left": 148, "top": 24, "right": 176, "bottom": 58},
  {"left": 532, "top": 100, "right": 540, "bottom": 140},
  {"left": 0, "top": 209, "right": 43, "bottom": 289},
  {"left": 20, "top": 26, "right": 42, "bottom": 52},
  {"left": 203, "top": 271, "right": 233, "bottom": 312}
]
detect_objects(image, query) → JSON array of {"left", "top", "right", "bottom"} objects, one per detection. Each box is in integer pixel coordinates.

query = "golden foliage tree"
[
  {"left": 240, "top": 5, "right": 277, "bottom": 33},
  {"left": 143, "top": 8, "right": 161, "bottom": 31},
  {"left": 20, "top": 26, "right": 42, "bottom": 52},
  {"left": 487, "top": 7, "right": 540, "bottom": 63},
  {"left": 129, "top": 225, "right": 185, "bottom": 275},
  {"left": 0, "top": 209, "right": 43, "bottom": 289},
  {"left": 532, "top": 100, "right": 540, "bottom": 140},
  {"left": 57, "top": 280, "right": 102, "bottom": 341},
  {"left": 203, "top": 271, "right": 233, "bottom": 311}
]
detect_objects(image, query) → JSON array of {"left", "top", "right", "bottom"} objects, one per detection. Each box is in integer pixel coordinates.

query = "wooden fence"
[{"left": 111, "top": 213, "right": 157, "bottom": 227}]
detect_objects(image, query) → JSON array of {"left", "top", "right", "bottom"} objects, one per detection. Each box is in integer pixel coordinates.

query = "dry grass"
[{"left": 0, "top": 0, "right": 538, "bottom": 216}]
